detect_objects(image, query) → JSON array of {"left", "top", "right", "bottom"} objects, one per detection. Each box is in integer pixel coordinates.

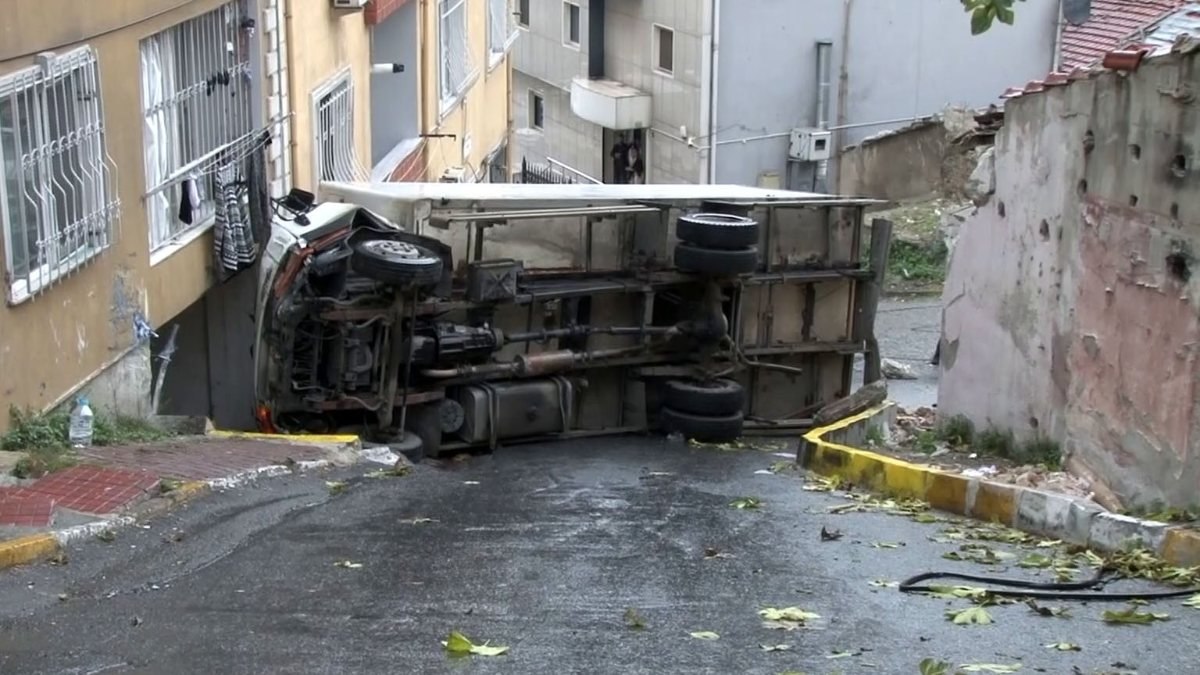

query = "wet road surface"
[{"left": 1, "top": 437, "right": 1197, "bottom": 674}]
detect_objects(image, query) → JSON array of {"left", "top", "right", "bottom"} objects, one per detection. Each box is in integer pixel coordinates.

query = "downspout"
[
  {"left": 832, "top": 0, "right": 853, "bottom": 193},
  {"left": 698, "top": 0, "right": 714, "bottom": 183},
  {"left": 705, "top": 0, "right": 721, "bottom": 184},
  {"left": 1051, "top": 0, "right": 1065, "bottom": 72},
  {"left": 588, "top": 0, "right": 605, "bottom": 78}
]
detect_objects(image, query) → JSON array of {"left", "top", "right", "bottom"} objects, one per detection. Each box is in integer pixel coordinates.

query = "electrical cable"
[{"left": 899, "top": 569, "right": 1200, "bottom": 602}]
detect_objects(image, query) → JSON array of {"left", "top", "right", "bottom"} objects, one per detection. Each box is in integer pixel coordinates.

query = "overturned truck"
[{"left": 254, "top": 182, "right": 889, "bottom": 458}]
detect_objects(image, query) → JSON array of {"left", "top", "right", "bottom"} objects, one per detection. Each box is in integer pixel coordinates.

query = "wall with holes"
[
  {"left": 0, "top": 0, "right": 239, "bottom": 431},
  {"left": 939, "top": 50, "right": 1200, "bottom": 508}
]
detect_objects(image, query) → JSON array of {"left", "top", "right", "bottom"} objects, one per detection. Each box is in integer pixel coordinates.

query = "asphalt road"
[
  {"left": 856, "top": 296, "right": 942, "bottom": 410},
  {"left": 1, "top": 438, "right": 1196, "bottom": 674}
]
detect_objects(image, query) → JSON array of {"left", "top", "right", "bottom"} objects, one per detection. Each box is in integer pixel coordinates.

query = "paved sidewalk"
[{"left": 0, "top": 437, "right": 332, "bottom": 532}]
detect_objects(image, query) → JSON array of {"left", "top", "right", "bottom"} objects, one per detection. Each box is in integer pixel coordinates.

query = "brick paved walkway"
[{"left": 0, "top": 437, "right": 328, "bottom": 528}]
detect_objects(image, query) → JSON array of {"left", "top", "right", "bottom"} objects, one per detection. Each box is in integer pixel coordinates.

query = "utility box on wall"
[{"left": 788, "top": 128, "right": 832, "bottom": 162}]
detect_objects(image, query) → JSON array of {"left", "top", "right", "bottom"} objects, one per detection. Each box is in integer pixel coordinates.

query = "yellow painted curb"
[
  {"left": 0, "top": 533, "right": 59, "bottom": 570},
  {"left": 802, "top": 401, "right": 970, "bottom": 512},
  {"left": 206, "top": 429, "right": 361, "bottom": 444}
]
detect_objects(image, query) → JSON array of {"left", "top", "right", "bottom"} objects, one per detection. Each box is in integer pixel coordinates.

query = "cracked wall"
[{"left": 939, "top": 50, "right": 1200, "bottom": 508}]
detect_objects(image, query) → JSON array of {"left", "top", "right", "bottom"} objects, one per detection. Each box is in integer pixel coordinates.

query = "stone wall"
[{"left": 939, "top": 50, "right": 1200, "bottom": 508}]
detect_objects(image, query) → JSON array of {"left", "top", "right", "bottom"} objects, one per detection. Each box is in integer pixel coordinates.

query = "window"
[
  {"left": 563, "top": 2, "right": 581, "bottom": 48},
  {"left": 0, "top": 48, "right": 117, "bottom": 302},
  {"left": 141, "top": 0, "right": 253, "bottom": 253},
  {"left": 654, "top": 25, "right": 674, "bottom": 75},
  {"left": 488, "top": 0, "right": 519, "bottom": 69},
  {"left": 439, "top": 0, "right": 476, "bottom": 111},
  {"left": 314, "top": 72, "right": 362, "bottom": 182},
  {"left": 517, "top": 0, "right": 530, "bottom": 28},
  {"left": 529, "top": 91, "right": 544, "bottom": 130}
]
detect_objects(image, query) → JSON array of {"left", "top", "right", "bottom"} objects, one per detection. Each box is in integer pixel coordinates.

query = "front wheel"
[{"left": 351, "top": 239, "right": 443, "bottom": 289}]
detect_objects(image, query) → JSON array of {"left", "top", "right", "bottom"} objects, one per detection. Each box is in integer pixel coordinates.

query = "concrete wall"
[
  {"left": 369, "top": 0, "right": 421, "bottom": 165},
  {"left": 939, "top": 51, "right": 1200, "bottom": 508},
  {"left": 0, "top": 0, "right": 240, "bottom": 431},
  {"left": 512, "top": 70, "right": 603, "bottom": 177},
  {"left": 837, "top": 120, "right": 951, "bottom": 201},
  {"left": 714, "top": 0, "right": 1060, "bottom": 188}
]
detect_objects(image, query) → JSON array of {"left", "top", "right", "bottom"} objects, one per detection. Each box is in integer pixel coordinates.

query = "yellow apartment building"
[{"left": 0, "top": 0, "right": 515, "bottom": 433}]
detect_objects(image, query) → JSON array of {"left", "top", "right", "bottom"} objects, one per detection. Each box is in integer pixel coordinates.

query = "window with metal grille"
[
  {"left": 439, "top": 0, "right": 476, "bottom": 110},
  {"left": 313, "top": 72, "right": 363, "bottom": 182},
  {"left": 140, "top": 0, "right": 254, "bottom": 252},
  {"left": 0, "top": 48, "right": 118, "bottom": 303},
  {"left": 488, "top": 0, "right": 519, "bottom": 69}
]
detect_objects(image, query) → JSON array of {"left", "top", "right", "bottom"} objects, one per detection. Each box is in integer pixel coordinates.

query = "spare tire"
[
  {"left": 659, "top": 408, "right": 744, "bottom": 443},
  {"left": 674, "top": 242, "right": 759, "bottom": 276},
  {"left": 351, "top": 239, "right": 443, "bottom": 289},
  {"left": 676, "top": 212, "right": 760, "bottom": 250},
  {"left": 662, "top": 378, "right": 745, "bottom": 416}
]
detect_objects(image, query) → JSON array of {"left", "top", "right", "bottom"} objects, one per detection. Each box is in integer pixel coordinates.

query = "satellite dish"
[{"left": 1063, "top": 0, "right": 1093, "bottom": 26}]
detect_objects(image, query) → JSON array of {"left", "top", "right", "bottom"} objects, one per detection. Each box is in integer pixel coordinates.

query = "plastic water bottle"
[{"left": 69, "top": 396, "right": 94, "bottom": 448}]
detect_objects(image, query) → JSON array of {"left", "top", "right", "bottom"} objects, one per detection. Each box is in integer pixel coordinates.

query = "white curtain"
[{"left": 140, "top": 33, "right": 181, "bottom": 248}]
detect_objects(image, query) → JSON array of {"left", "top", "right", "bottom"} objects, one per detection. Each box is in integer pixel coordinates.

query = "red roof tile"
[{"left": 1060, "top": 0, "right": 1185, "bottom": 70}]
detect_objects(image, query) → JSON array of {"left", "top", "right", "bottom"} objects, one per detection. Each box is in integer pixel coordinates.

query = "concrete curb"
[
  {"left": 798, "top": 402, "right": 1200, "bottom": 567},
  {"left": 0, "top": 432, "right": 365, "bottom": 571}
]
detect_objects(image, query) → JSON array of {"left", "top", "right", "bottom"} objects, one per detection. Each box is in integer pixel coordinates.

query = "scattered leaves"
[
  {"left": 730, "top": 497, "right": 762, "bottom": 510},
  {"left": 689, "top": 631, "right": 720, "bottom": 640},
  {"left": 442, "top": 631, "right": 509, "bottom": 657},
  {"left": 1017, "top": 553, "right": 1054, "bottom": 569},
  {"left": 1025, "top": 599, "right": 1070, "bottom": 618},
  {"left": 871, "top": 541, "right": 903, "bottom": 549},
  {"left": 1044, "top": 642, "right": 1081, "bottom": 652},
  {"left": 912, "top": 513, "right": 940, "bottom": 524},
  {"left": 1183, "top": 594, "right": 1200, "bottom": 609},
  {"left": 919, "top": 659, "right": 951, "bottom": 675},
  {"left": 325, "top": 480, "right": 348, "bottom": 495},
  {"left": 926, "top": 586, "right": 988, "bottom": 600},
  {"left": 759, "top": 644, "right": 792, "bottom": 652},
  {"left": 96, "top": 529, "right": 116, "bottom": 543},
  {"left": 958, "top": 664, "right": 1021, "bottom": 673},
  {"left": 159, "top": 478, "right": 183, "bottom": 494},
  {"left": 945, "top": 606, "right": 993, "bottom": 625},
  {"left": 827, "top": 650, "right": 854, "bottom": 659},
  {"left": 759, "top": 606, "right": 820, "bottom": 630},
  {"left": 769, "top": 460, "right": 794, "bottom": 474},
  {"left": 334, "top": 560, "right": 364, "bottom": 569},
  {"left": 1102, "top": 606, "right": 1169, "bottom": 625},
  {"left": 365, "top": 465, "right": 411, "bottom": 478},
  {"left": 623, "top": 608, "right": 647, "bottom": 630}
]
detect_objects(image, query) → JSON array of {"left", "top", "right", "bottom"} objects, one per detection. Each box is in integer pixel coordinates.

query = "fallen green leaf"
[
  {"left": 769, "top": 460, "right": 794, "bottom": 474},
  {"left": 919, "top": 659, "right": 951, "bottom": 675},
  {"left": 926, "top": 586, "right": 988, "bottom": 600},
  {"left": 945, "top": 606, "right": 993, "bottom": 625},
  {"left": 624, "top": 608, "right": 647, "bottom": 630},
  {"left": 1183, "top": 594, "right": 1200, "bottom": 608},
  {"left": 759, "top": 607, "right": 821, "bottom": 622},
  {"left": 759, "top": 644, "right": 792, "bottom": 652},
  {"left": 1044, "top": 642, "right": 1080, "bottom": 651},
  {"left": 1017, "top": 553, "right": 1054, "bottom": 569},
  {"left": 871, "top": 541, "right": 902, "bottom": 549},
  {"left": 826, "top": 650, "right": 853, "bottom": 659},
  {"left": 958, "top": 664, "right": 1021, "bottom": 673},
  {"left": 334, "top": 560, "right": 363, "bottom": 569},
  {"left": 441, "top": 631, "right": 509, "bottom": 656},
  {"left": 689, "top": 631, "right": 720, "bottom": 640},
  {"left": 730, "top": 497, "right": 762, "bottom": 509},
  {"left": 1102, "top": 606, "right": 1169, "bottom": 625},
  {"left": 913, "top": 513, "right": 940, "bottom": 524},
  {"left": 96, "top": 529, "right": 116, "bottom": 543},
  {"left": 1035, "top": 538, "right": 1063, "bottom": 548},
  {"left": 326, "top": 480, "right": 348, "bottom": 495},
  {"left": 1025, "top": 599, "right": 1070, "bottom": 617}
]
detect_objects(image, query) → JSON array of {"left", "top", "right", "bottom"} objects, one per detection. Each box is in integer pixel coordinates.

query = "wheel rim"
[{"left": 363, "top": 240, "right": 421, "bottom": 259}]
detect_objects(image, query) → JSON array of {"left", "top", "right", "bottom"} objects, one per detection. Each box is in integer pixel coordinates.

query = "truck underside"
[{"left": 256, "top": 182, "right": 889, "bottom": 459}]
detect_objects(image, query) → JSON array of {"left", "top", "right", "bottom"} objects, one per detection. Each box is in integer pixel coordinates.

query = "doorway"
[{"left": 603, "top": 128, "right": 646, "bottom": 184}]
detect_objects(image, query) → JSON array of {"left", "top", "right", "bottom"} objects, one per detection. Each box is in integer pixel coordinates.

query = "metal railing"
[
  {"left": 0, "top": 47, "right": 120, "bottom": 302},
  {"left": 519, "top": 156, "right": 602, "bottom": 184}
]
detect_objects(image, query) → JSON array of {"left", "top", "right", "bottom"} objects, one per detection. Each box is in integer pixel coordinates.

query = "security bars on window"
[
  {"left": 0, "top": 47, "right": 119, "bottom": 303},
  {"left": 141, "top": 0, "right": 254, "bottom": 251},
  {"left": 314, "top": 73, "right": 367, "bottom": 183},
  {"left": 488, "top": 0, "right": 520, "bottom": 68},
  {"left": 440, "top": 0, "right": 478, "bottom": 109}
]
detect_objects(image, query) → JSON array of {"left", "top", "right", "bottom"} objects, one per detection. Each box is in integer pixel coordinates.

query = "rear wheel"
[
  {"left": 662, "top": 378, "right": 745, "bottom": 416},
  {"left": 659, "top": 407, "right": 744, "bottom": 443},
  {"left": 676, "top": 212, "right": 760, "bottom": 250},
  {"left": 674, "top": 242, "right": 759, "bottom": 276},
  {"left": 351, "top": 239, "right": 443, "bottom": 289}
]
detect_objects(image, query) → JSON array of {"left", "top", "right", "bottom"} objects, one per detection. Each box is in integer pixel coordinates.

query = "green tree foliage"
[{"left": 962, "top": 0, "right": 1025, "bottom": 34}]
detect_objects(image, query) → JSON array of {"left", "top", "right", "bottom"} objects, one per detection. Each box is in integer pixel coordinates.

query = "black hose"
[{"left": 899, "top": 569, "right": 1199, "bottom": 601}]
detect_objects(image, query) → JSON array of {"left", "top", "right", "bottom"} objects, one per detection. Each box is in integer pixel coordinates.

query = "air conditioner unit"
[
  {"left": 788, "top": 128, "right": 832, "bottom": 162},
  {"left": 439, "top": 166, "right": 470, "bottom": 183},
  {"left": 331, "top": 0, "right": 367, "bottom": 10}
]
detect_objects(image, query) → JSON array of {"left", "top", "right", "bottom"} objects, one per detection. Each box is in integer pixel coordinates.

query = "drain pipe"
[
  {"left": 705, "top": 0, "right": 721, "bottom": 183},
  {"left": 588, "top": 0, "right": 605, "bottom": 78}
]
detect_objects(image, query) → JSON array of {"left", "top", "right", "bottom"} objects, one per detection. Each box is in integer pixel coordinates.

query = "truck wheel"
[
  {"left": 391, "top": 430, "right": 426, "bottom": 463},
  {"left": 662, "top": 378, "right": 745, "bottom": 416},
  {"left": 351, "top": 239, "right": 443, "bottom": 289},
  {"left": 674, "top": 242, "right": 759, "bottom": 276},
  {"left": 676, "top": 213, "right": 760, "bottom": 250},
  {"left": 660, "top": 407, "right": 744, "bottom": 443}
]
